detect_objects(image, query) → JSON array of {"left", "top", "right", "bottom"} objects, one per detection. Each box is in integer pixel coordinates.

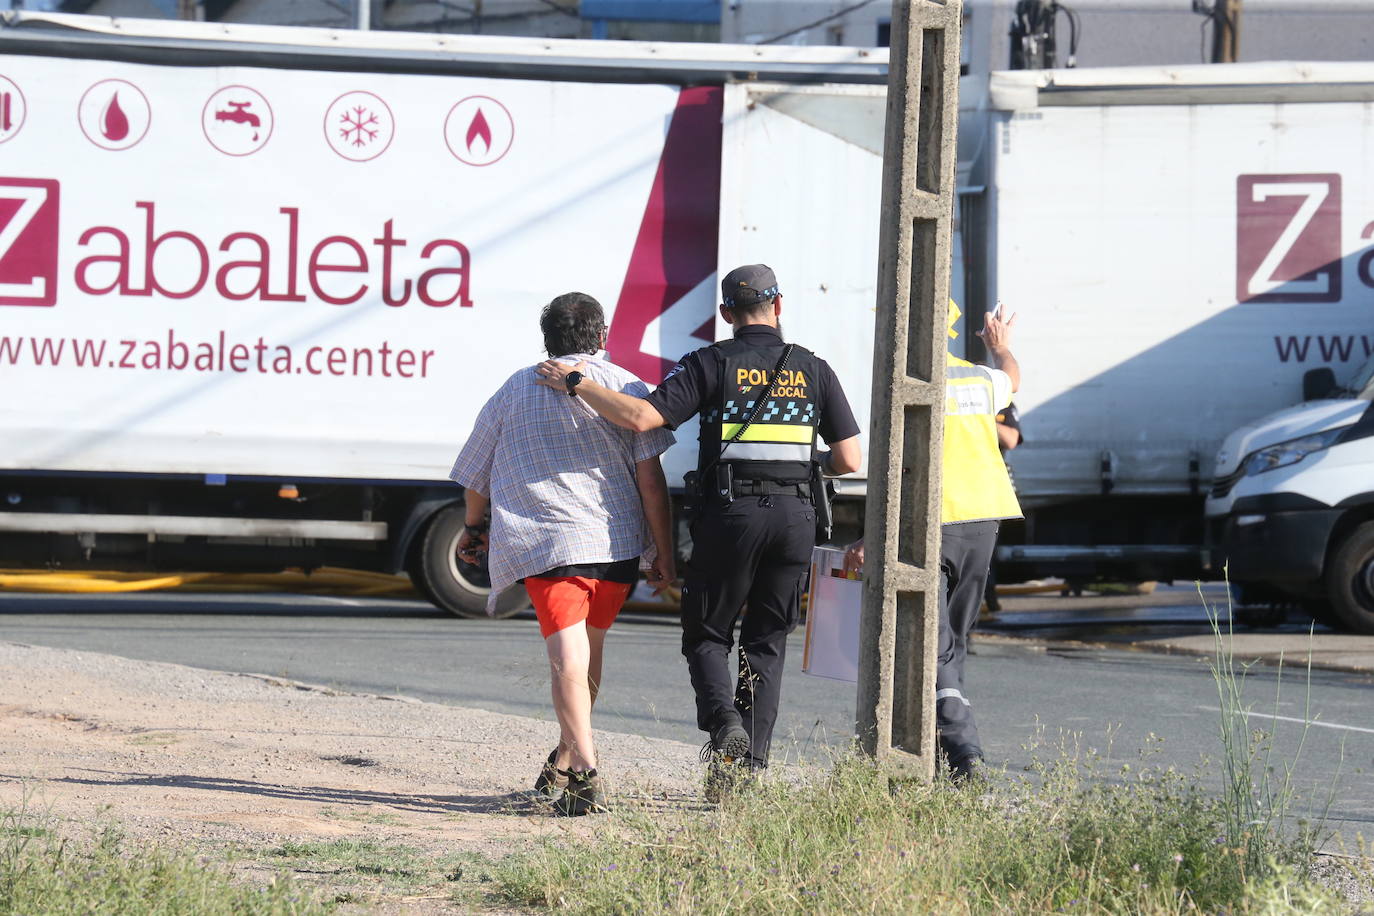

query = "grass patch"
[
  {"left": 267, "top": 838, "right": 423, "bottom": 881},
  {"left": 492, "top": 744, "right": 1342, "bottom": 915},
  {"left": 1, "top": 806, "right": 320, "bottom": 915},
  {"left": 260, "top": 838, "right": 495, "bottom": 908},
  {"left": 491, "top": 584, "right": 1356, "bottom": 914},
  {"left": 126, "top": 732, "right": 181, "bottom": 747},
  {"left": 261, "top": 838, "right": 475, "bottom": 895},
  {"left": 316, "top": 807, "right": 403, "bottom": 826}
]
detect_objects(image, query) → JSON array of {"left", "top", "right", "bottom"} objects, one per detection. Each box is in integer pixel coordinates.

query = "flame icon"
[
  {"left": 465, "top": 108, "right": 492, "bottom": 155},
  {"left": 101, "top": 92, "right": 130, "bottom": 141}
]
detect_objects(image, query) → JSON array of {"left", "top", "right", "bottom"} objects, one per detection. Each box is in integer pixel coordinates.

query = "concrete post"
[{"left": 856, "top": 0, "right": 962, "bottom": 781}]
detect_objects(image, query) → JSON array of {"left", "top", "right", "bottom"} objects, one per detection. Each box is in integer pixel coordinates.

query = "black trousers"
[
  {"left": 936, "top": 519, "right": 1000, "bottom": 764},
  {"left": 680, "top": 493, "right": 815, "bottom": 768}
]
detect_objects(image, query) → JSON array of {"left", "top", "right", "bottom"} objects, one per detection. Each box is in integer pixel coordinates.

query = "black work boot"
[
  {"left": 699, "top": 714, "right": 751, "bottom": 803},
  {"left": 700, "top": 714, "right": 751, "bottom": 764}
]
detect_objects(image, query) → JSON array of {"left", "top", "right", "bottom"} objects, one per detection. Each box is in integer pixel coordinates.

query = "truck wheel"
[
  {"left": 1234, "top": 604, "right": 1286, "bottom": 629},
  {"left": 1326, "top": 521, "right": 1374, "bottom": 635},
  {"left": 416, "top": 505, "right": 528, "bottom": 619}
]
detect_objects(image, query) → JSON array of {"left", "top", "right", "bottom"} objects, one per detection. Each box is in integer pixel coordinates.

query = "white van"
[{"left": 1205, "top": 356, "right": 1374, "bottom": 634}]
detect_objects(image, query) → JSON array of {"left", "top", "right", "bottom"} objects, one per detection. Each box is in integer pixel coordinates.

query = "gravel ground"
[
  {"left": 2, "top": 639, "right": 1369, "bottom": 913},
  {"left": 0, "top": 640, "right": 705, "bottom": 912}
]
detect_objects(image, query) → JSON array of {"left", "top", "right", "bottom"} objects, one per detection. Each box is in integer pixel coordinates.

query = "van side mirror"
[{"left": 1302, "top": 367, "right": 1337, "bottom": 401}]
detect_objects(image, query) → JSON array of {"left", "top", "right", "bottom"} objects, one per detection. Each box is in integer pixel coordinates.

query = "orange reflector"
[{"left": 278, "top": 484, "right": 300, "bottom": 499}]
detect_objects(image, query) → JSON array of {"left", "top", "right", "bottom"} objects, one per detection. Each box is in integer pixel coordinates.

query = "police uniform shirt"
[{"left": 643, "top": 325, "right": 861, "bottom": 448}]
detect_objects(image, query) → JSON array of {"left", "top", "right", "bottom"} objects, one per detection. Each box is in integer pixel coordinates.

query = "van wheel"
[
  {"left": 416, "top": 505, "right": 528, "bottom": 619},
  {"left": 1326, "top": 521, "right": 1374, "bottom": 635}
]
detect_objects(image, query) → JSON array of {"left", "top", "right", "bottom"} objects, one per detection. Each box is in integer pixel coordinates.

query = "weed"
[
  {"left": 1, "top": 803, "right": 321, "bottom": 915},
  {"left": 1201, "top": 576, "right": 1335, "bottom": 881}
]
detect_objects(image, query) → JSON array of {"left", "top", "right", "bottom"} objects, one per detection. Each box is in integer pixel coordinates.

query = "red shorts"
[{"left": 524, "top": 575, "right": 633, "bottom": 639}]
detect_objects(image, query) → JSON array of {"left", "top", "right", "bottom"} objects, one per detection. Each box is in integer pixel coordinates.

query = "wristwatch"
[{"left": 564, "top": 370, "right": 584, "bottom": 397}]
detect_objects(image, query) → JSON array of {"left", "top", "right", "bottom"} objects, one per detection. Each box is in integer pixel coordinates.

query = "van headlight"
[{"left": 1242, "top": 427, "right": 1348, "bottom": 476}]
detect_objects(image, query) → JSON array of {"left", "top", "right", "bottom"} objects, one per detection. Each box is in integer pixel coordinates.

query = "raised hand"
[{"left": 977, "top": 302, "right": 1017, "bottom": 353}]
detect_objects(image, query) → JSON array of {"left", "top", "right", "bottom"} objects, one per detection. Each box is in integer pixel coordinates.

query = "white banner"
[{"left": 0, "top": 55, "right": 717, "bottom": 481}]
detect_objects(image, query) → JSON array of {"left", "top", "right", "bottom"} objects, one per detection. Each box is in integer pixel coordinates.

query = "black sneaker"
[
  {"left": 533, "top": 748, "right": 566, "bottom": 797},
  {"left": 554, "top": 768, "right": 607, "bottom": 816}
]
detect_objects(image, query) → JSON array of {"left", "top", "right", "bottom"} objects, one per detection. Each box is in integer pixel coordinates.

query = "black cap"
[{"left": 721, "top": 264, "right": 780, "bottom": 308}]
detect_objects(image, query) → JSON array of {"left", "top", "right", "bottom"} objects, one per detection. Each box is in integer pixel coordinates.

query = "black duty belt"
[{"left": 732, "top": 479, "right": 812, "bottom": 498}]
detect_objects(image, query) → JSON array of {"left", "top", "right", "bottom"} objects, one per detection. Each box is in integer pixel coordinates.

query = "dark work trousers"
[
  {"left": 680, "top": 493, "right": 815, "bottom": 769},
  {"left": 937, "top": 519, "right": 1000, "bottom": 765}
]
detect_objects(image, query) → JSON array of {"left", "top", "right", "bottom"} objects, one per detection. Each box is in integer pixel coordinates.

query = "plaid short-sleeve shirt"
[{"left": 448, "top": 353, "right": 675, "bottom": 611}]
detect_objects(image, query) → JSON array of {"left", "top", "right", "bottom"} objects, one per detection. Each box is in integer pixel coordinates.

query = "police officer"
[{"left": 534, "top": 264, "right": 862, "bottom": 778}]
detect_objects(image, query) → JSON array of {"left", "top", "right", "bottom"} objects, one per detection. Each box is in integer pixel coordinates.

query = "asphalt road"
[{"left": 2, "top": 591, "right": 1371, "bottom": 844}]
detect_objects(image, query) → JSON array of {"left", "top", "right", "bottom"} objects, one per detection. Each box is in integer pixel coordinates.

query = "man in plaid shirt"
[{"left": 449, "top": 292, "right": 675, "bottom": 816}]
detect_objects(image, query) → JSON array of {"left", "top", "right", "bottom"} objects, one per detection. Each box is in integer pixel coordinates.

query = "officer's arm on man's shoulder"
[{"left": 571, "top": 380, "right": 668, "bottom": 433}]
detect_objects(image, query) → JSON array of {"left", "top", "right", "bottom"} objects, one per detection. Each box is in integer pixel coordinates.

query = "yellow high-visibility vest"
[{"left": 943, "top": 356, "right": 1022, "bottom": 524}]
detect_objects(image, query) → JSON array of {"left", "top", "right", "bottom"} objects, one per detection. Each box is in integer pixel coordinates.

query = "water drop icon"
[{"left": 101, "top": 92, "right": 129, "bottom": 141}]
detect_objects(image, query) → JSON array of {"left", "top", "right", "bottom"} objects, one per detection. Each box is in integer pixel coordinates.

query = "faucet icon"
[{"left": 215, "top": 100, "right": 261, "bottom": 128}]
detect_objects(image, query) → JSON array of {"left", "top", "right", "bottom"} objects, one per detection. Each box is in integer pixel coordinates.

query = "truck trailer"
[
  {"left": 952, "top": 62, "right": 1374, "bottom": 591},
  {"left": 2, "top": 12, "right": 1371, "bottom": 623},
  {"left": 733, "top": 59, "right": 1374, "bottom": 597},
  {"left": 0, "top": 11, "right": 885, "bottom": 616}
]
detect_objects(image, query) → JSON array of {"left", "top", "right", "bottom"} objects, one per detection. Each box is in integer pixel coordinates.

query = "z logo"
[
  {"left": 1236, "top": 174, "right": 1341, "bottom": 304},
  {"left": 0, "top": 177, "right": 60, "bottom": 307}
]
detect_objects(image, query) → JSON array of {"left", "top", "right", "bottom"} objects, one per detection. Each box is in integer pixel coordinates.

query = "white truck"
[
  {"left": 948, "top": 63, "right": 1374, "bottom": 596},
  {"left": 741, "top": 60, "right": 1374, "bottom": 598},
  {"left": 2, "top": 11, "right": 1372, "bottom": 622},
  {"left": 0, "top": 11, "right": 888, "bottom": 616}
]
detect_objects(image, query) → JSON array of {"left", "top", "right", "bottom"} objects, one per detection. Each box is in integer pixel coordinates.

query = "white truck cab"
[{"left": 1205, "top": 356, "right": 1374, "bottom": 634}]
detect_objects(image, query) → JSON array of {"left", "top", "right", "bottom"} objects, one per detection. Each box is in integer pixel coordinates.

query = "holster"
[
  {"left": 810, "top": 461, "right": 834, "bottom": 544},
  {"left": 681, "top": 470, "right": 702, "bottom": 521}
]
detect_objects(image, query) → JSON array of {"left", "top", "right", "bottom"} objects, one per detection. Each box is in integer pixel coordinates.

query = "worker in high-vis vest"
[{"left": 843, "top": 298, "right": 1021, "bottom": 781}]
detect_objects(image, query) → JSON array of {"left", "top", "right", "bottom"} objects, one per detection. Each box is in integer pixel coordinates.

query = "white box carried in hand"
[{"left": 802, "top": 546, "right": 861, "bottom": 683}]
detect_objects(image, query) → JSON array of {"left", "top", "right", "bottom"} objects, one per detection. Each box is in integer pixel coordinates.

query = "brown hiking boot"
[
  {"left": 554, "top": 768, "right": 607, "bottom": 816},
  {"left": 533, "top": 748, "right": 567, "bottom": 797}
]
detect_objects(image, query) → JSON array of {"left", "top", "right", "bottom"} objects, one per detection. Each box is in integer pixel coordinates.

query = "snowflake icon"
[
  {"left": 339, "top": 105, "right": 379, "bottom": 147},
  {"left": 323, "top": 91, "right": 394, "bottom": 162}
]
